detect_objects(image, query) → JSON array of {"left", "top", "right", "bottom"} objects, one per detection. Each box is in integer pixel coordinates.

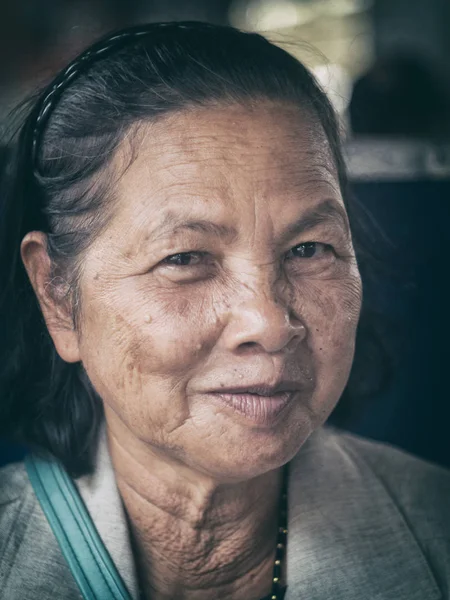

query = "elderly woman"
[{"left": 0, "top": 22, "right": 448, "bottom": 600}]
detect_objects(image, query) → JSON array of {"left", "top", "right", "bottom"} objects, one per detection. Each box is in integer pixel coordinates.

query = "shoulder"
[
  {"left": 328, "top": 427, "right": 450, "bottom": 516},
  {"left": 0, "top": 461, "right": 29, "bottom": 502},
  {"left": 326, "top": 427, "right": 450, "bottom": 593},
  {"left": 288, "top": 428, "right": 450, "bottom": 598},
  {"left": 0, "top": 461, "right": 35, "bottom": 597},
  {"left": 0, "top": 461, "right": 81, "bottom": 600},
  {"left": 292, "top": 425, "right": 450, "bottom": 529},
  {"left": 0, "top": 461, "right": 31, "bottom": 556}
]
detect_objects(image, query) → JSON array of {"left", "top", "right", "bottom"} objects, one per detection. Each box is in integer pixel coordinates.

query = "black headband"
[{"left": 30, "top": 21, "right": 215, "bottom": 172}]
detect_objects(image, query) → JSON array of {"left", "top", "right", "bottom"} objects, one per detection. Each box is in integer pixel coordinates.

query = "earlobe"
[{"left": 20, "top": 231, "right": 81, "bottom": 363}]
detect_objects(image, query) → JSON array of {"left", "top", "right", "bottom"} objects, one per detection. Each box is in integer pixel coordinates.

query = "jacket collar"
[{"left": 76, "top": 426, "right": 441, "bottom": 600}]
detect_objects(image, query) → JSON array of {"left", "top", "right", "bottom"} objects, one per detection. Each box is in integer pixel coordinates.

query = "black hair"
[{"left": 0, "top": 21, "right": 392, "bottom": 476}]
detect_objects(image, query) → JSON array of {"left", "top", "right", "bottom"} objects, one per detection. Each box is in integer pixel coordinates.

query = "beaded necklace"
[{"left": 260, "top": 463, "right": 289, "bottom": 600}]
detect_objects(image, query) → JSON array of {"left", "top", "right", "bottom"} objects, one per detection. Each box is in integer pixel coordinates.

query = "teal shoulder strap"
[{"left": 25, "top": 454, "right": 133, "bottom": 600}]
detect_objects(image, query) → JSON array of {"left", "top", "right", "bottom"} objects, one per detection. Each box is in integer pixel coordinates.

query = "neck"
[{"left": 106, "top": 423, "right": 285, "bottom": 600}]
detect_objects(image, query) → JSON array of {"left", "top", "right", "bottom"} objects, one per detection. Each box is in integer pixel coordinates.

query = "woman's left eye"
[{"left": 286, "top": 242, "right": 332, "bottom": 260}]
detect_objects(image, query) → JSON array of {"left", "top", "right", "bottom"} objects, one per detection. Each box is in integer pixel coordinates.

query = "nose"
[{"left": 221, "top": 283, "right": 306, "bottom": 355}]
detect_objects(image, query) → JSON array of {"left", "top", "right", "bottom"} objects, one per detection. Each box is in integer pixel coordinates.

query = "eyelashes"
[
  {"left": 162, "top": 252, "right": 208, "bottom": 267},
  {"left": 284, "top": 242, "right": 333, "bottom": 260}
]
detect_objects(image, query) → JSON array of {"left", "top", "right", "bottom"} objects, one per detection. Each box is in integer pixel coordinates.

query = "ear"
[{"left": 21, "top": 231, "right": 81, "bottom": 363}]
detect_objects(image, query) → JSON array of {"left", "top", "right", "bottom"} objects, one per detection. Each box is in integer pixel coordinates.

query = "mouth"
[
  {"left": 211, "top": 382, "right": 301, "bottom": 396},
  {"left": 207, "top": 382, "right": 301, "bottom": 426}
]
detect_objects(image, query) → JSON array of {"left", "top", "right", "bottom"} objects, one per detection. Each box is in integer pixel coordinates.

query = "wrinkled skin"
[{"left": 23, "top": 103, "right": 362, "bottom": 599}]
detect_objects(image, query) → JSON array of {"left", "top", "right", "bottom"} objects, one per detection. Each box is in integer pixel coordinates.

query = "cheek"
[
  {"left": 126, "top": 288, "right": 223, "bottom": 376},
  {"left": 78, "top": 280, "right": 227, "bottom": 435},
  {"left": 312, "top": 278, "right": 361, "bottom": 349},
  {"left": 80, "top": 279, "right": 223, "bottom": 389},
  {"left": 292, "top": 272, "right": 362, "bottom": 396}
]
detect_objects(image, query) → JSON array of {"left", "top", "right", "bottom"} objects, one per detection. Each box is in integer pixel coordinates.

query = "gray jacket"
[{"left": 1, "top": 425, "right": 449, "bottom": 599}]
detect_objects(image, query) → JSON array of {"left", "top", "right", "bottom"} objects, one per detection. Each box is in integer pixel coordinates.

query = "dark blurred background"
[{"left": 1, "top": 0, "right": 449, "bottom": 469}]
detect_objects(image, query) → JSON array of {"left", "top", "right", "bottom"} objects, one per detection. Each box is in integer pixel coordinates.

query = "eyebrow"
[
  {"left": 278, "top": 199, "right": 350, "bottom": 244},
  {"left": 151, "top": 216, "right": 239, "bottom": 242},
  {"left": 149, "top": 199, "right": 349, "bottom": 244}
]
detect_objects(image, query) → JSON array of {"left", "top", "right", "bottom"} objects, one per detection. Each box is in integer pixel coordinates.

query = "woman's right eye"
[
  {"left": 157, "top": 251, "right": 216, "bottom": 283},
  {"left": 162, "top": 252, "right": 206, "bottom": 267}
]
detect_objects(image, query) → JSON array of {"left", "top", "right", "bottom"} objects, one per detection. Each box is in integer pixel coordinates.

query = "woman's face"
[{"left": 73, "top": 104, "right": 362, "bottom": 480}]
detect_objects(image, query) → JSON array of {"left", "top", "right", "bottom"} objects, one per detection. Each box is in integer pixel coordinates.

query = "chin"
[{"left": 202, "top": 421, "right": 314, "bottom": 483}]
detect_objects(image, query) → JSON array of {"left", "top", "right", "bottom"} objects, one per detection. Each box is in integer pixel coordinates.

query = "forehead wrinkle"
[
  {"left": 114, "top": 105, "right": 344, "bottom": 252},
  {"left": 179, "top": 141, "right": 338, "bottom": 194},
  {"left": 121, "top": 166, "right": 344, "bottom": 253},
  {"left": 151, "top": 130, "right": 268, "bottom": 171},
  {"left": 155, "top": 153, "right": 340, "bottom": 203},
  {"left": 151, "top": 161, "right": 340, "bottom": 206},
  {"left": 137, "top": 201, "right": 348, "bottom": 255},
  {"left": 137, "top": 104, "right": 332, "bottom": 170},
  {"left": 125, "top": 107, "right": 338, "bottom": 197}
]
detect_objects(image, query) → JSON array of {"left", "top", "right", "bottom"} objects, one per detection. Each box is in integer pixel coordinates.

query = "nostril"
[{"left": 237, "top": 341, "right": 260, "bottom": 354}]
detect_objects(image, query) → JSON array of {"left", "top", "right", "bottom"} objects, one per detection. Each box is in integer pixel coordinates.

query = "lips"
[
  {"left": 206, "top": 381, "right": 301, "bottom": 426},
  {"left": 211, "top": 391, "right": 294, "bottom": 426},
  {"left": 210, "top": 381, "right": 302, "bottom": 396}
]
